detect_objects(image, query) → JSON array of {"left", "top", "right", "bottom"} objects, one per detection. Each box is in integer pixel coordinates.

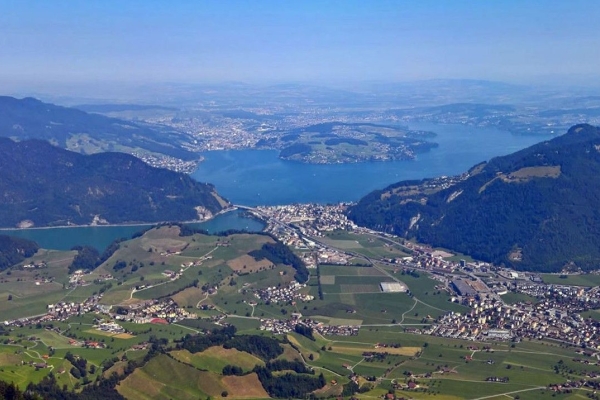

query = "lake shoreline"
[
  {"left": 192, "top": 122, "right": 547, "bottom": 206},
  {"left": 0, "top": 209, "right": 266, "bottom": 251},
  {"left": 0, "top": 207, "right": 239, "bottom": 232}
]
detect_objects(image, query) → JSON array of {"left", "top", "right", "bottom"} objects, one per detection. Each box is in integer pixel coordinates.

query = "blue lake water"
[
  {"left": 192, "top": 123, "right": 549, "bottom": 206},
  {"left": 3, "top": 123, "right": 550, "bottom": 250},
  {"left": 1, "top": 210, "right": 265, "bottom": 251}
]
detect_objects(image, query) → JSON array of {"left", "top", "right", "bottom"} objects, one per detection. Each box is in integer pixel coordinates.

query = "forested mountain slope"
[
  {"left": 0, "top": 138, "right": 228, "bottom": 227},
  {"left": 348, "top": 124, "right": 600, "bottom": 272}
]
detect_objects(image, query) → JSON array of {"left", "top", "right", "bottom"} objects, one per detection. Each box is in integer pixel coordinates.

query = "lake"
[
  {"left": 2, "top": 210, "right": 265, "bottom": 251},
  {"left": 192, "top": 123, "right": 549, "bottom": 206},
  {"left": 4, "top": 123, "right": 549, "bottom": 250}
]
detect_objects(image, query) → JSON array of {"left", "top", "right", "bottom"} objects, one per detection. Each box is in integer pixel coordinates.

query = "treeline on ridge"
[
  {"left": 249, "top": 242, "right": 309, "bottom": 283},
  {"left": 178, "top": 326, "right": 283, "bottom": 361}
]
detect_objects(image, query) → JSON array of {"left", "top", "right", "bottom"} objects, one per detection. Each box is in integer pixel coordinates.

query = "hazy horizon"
[{"left": 2, "top": 0, "right": 600, "bottom": 96}]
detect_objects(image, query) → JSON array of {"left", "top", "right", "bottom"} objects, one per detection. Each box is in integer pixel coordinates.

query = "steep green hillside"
[
  {"left": 0, "top": 138, "right": 228, "bottom": 227},
  {"left": 348, "top": 124, "right": 600, "bottom": 272},
  {"left": 0, "top": 96, "right": 194, "bottom": 160}
]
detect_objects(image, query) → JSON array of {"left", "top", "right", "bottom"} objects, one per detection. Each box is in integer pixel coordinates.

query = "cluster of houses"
[
  {"left": 103, "top": 298, "right": 192, "bottom": 324},
  {"left": 254, "top": 281, "right": 314, "bottom": 304},
  {"left": 515, "top": 282, "right": 600, "bottom": 310},
  {"left": 67, "top": 338, "right": 107, "bottom": 349},
  {"left": 95, "top": 273, "right": 114, "bottom": 282},
  {"left": 251, "top": 204, "right": 356, "bottom": 253},
  {"left": 430, "top": 289, "right": 600, "bottom": 349},
  {"left": 317, "top": 249, "right": 349, "bottom": 265},
  {"left": 255, "top": 203, "right": 357, "bottom": 237},
  {"left": 485, "top": 376, "right": 509, "bottom": 383},
  {"left": 259, "top": 315, "right": 359, "bottom": 336},
  {"left": 548, "top": 379, "right": 600, "bottom": 394},
  {"left": 131, "top": 151, "right": 198, "bottom": 173},
  {"left": 22, "top": 261, "right": 47, "bottom": 269},
  {"left": 4, "top": 294, "right": 191, "bottom": 330},
  {"left": 68, "top": 269, "right": 91, "bottom": 287},
  {"left": 42, "top": 295, "right": 104, "bottom": 322},
  {"left": 97, "top": 321, "right": 125, "bottom": 334}
]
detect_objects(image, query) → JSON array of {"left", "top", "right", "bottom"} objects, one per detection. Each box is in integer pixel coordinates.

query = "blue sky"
[{"left": 1, "top": 0, "right": 599, "bottom": 86}]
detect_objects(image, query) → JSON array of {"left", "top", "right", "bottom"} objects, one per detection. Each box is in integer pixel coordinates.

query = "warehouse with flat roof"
[{"left": 451, "top": 279, "right": 477, "bottom": 296}]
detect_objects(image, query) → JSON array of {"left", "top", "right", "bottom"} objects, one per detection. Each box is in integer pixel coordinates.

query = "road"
[{"left": 239, "top": 204, "right": 459, "bottom": 324}]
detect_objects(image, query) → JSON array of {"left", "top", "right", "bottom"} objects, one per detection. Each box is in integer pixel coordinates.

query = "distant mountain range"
[
  {"left": 0, "top": 138, "right": 228, "bottom": 228},
  {"left": 0, "top": 96, "right": 195, "bottom": 160},
  {"left": 348, "top": 124, "right": 600, "bottom": 272},
  {"left": 74, "top": 104, "right": 178, "bottom": 113}
]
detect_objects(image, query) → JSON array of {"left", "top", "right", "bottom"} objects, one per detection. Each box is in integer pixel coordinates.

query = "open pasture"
[
  {"left": 329, "top": 344, "right": 420, "bottom": 357},
  {"left": 339, "top": 283, "right": 380, "bottom": 293},
  {"left": 84, "top": 329, "right": 135, "bottom": 339},
  {"left": 227, "top": 254, "right": 273, "bottom": 272},
  {"left": 33, "top": 329, "right": 72, "bottom": 348},
  {"left": 320, "top": 275, "right": 393, "bottom": 295},
  {"left": 221, "top": 373, "right": 270, "bottom": 399},
  {"left": 170, "top": 346, "right": 263, "bottom": 374},
  {"left": 312, "top": 316, "right": 363, "bottom": 326},
  {"left": 117, "top": 353, "right": 269, "bottom": 399},
  {"left": 299, "top": 291, "right": 416, "bottom": 325},
  {"left": 0, "top": 343, "right": 101, "bottom": 390},
  {"left": 0, "top": 288, "right": 67, "bottom": 321},
  {"left": 170, "top": 286, "right": 206, "bottom": 306},
  {"left": 322, "top": 231, "right": 410, "bottom": 258},
  {"left": 501, "top": 291, "right": 539, "bottom": 304},
  {"left": 0, "top": 279, "right": 63, "bottom": 299},
  {"left": 319, "top": 264, "right": 386, "bottom": 277},
  {"left": 541, "top": 273, "right": 600, "bottom": 287}
]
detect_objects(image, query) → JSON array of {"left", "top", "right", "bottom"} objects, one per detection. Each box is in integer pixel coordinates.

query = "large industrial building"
[{"left": 451, "top": 279, "right": 478, "bottom": 297}]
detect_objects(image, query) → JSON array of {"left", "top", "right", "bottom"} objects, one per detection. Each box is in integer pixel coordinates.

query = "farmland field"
[
  {"left": 501, "top": 291, "right": 539, "bottom": 304},
  {"left": 3, "top": 225, "right": 594, "bottom": 400},
  {"left": 540, "top": 273, "right": 600, "bottom": 286},
  {"left": 321, "top": 231, "right": 410, "bottom": 259},
  {"left": 319, "top": 264, "right": 387, "bottom": 276},
  {"left": 117, "top": 354, "right": 270, "bottom": 399},
  {"left": 170, "top": 346, "right": 264, "bottom": 373}
]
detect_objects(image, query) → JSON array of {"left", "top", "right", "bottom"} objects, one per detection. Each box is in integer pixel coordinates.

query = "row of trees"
[{"left": 178, "top": 326, "right": 284, "bottom": 361}]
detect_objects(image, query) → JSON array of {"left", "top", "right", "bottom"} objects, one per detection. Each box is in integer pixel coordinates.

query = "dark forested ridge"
[
  {"left": 348, "top": 124, "right": 600, "bottom": 272},
  {"left": 0, "top": 235, "right": 39, "bottom": 272},
  {"left": 0, "top": 96, "right": 194, "bottom": 159},
  {"left": 249, "top": 241, "right": 309, "bottom": 283},
  {"left": 0, "top": 138, "right": 228, "bottom": 228}
]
